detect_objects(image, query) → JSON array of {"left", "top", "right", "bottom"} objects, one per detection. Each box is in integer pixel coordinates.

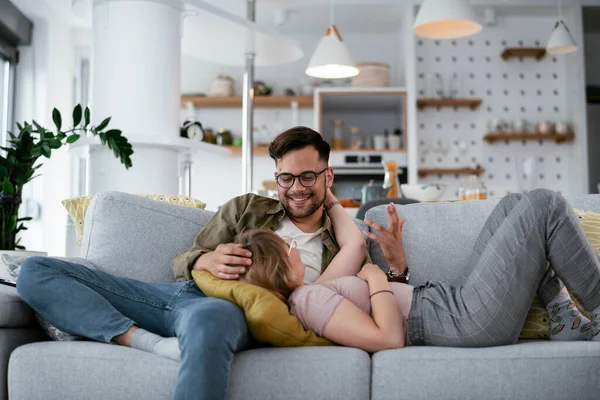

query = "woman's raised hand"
[{"left": 364, "top": 203, "right": 408, "bottom": 272}]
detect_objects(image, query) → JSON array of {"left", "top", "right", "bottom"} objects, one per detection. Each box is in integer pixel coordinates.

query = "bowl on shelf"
[{"left": 400, "top": 184, "right": 447, "bottom": 202}]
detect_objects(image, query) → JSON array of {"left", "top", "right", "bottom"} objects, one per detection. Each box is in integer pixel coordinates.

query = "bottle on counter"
[
  {"left": 348, "top": 126, "right": 362, "bottom": 150},
  {"left": 332, "top": 119, "right": 345, "bottom": 150},
  {"left": 383, "top": 160, "right": 399, "bottom": 198},
  {"left": 458, "top": 175, "right": 487, "bottom": 200}
]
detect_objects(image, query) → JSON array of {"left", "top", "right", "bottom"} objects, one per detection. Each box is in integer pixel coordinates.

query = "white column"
[{"left": 88, "top": 0, "right": 184, "bottom": 194}]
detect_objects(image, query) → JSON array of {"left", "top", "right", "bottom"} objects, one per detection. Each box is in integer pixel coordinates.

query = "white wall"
[
  {"left": 182, "top": 31, "right": 404, "bottom": 210},
  {"left": 13, "top": 6, "right": 75, "bottom": 255},
  {"left": 413, "top": 11, "right": 589, "bottom": 199}
]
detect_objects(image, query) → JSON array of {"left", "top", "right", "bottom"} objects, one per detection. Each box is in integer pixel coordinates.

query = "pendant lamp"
[
  {"left": 546, "top": 1, "right": 577, "bottom": 55},
  {"left": 305, "top": 0, "right": 359, "bottom": 79},
  {"left": 414, "top": 0, "right": 482, "bottom": 40}
]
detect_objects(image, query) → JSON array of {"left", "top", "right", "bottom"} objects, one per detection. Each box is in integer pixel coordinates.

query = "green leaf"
[
  {"left": 84, "top": 107, "right": 90, "bottom": 127},
  {"left": 16, "top": 122, "right": 23, "bottom": 132},
  {"left": 52, "top": 108, "right": 62, "bottom": 131},
  {"left": 73, "top": 104, "right": 82, "bottom": 127},
  {"left": 15, "top": 244, "right": 25, "bottom": 250},
  {"left": 66, "top": 134, "right": 80, "bottom": 144},
  {"left": 2, "top": 179, "right": 14, "bottom": 193},
  {"left": 17, "top": 217, "right": 33, "bottom": 222},
  {"left": 41, "top": 145, "right": 51, "bottom": 158},
  {"left": 96, "top": 117, "right": 111, "bottom": 132},
  {"left": 32, "top": 120, "right": 43, "bottom": 132},
  {"left": 47, "top": 139, "right": 62, "bottom": 149},
  {"left": 8, "top": 216, "right": 17, "bottom": 233}
]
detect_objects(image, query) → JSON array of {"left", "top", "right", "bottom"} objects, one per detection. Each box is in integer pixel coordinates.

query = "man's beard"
[{"left": 281, "top": 184, "right": 326, "bottom": 220}]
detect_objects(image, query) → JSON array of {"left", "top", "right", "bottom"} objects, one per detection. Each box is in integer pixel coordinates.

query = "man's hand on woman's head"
[
  {"left": 364, "top": 203, "right": 408, "bottom": 272},
  {"left": 193, "top": 243, "right": 252, "bottom": 280}
]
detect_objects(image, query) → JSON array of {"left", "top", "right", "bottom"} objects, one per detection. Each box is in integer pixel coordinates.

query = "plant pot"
[{"left": 0, "top": 192, "right": 22, "bottom": 251}]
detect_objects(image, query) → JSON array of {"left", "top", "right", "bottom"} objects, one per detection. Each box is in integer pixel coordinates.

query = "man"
[
  {"left": 17, "top": 126, "right": 405, "bottom": 400},
  {"left": 172, "top": 126, "right": 378, "bottom": 284}
]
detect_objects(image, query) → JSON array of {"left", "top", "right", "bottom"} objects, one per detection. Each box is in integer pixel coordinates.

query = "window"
[{"left": 0, "top": 56, "right": 15, "bottom": 147}]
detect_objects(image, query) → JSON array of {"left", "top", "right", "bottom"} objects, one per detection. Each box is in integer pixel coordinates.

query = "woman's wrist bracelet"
[
  {"left": 325, "top": 201, "right": 341, "bottom": 211},
  {"left": 369, "top": 289, "right": 394, "bottom": 299}
]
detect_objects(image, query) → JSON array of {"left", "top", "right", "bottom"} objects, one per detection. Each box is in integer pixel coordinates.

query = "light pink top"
[{"left": 289, "top": 276, "right": 414, "bottom": 339}]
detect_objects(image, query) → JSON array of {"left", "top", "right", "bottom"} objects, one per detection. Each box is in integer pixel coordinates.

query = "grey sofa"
[{"left": 2, "top": 191, "right": 600, "bottom": 400}]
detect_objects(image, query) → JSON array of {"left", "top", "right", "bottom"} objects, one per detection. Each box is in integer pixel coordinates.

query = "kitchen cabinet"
[{"left": 314, "top": 88, "right": 407, "bottom": 152}]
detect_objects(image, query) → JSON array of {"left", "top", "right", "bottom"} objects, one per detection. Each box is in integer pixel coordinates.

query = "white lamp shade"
[
  {"left": 546, "top": 20, "right": 577, "bottom": 55},
  {"left": 306, "top": 25, "right": 359, "bottom": 79},
  {"left": 414, "top": 0, "right": 482, "bottom": 39}
]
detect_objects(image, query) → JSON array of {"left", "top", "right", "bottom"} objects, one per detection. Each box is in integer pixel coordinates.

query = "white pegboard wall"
[{"left": 415, "top": 16, "right": 573, "bottom": 200}]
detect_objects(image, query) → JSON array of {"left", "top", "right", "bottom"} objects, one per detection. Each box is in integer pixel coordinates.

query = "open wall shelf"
[
  {"left": 416, "top": 98, "right": 482, "bottom": 111},
  {"left": 501, "top": 47, "right": 547, "bottom": 61},
  {"left": 418, "top": 168, "right": 485, "bottom": 178},
  {"left": 180, "top": 95, "right": 313, "bottom": 108},
  {"left": 484, "top": 133, "right": 574, "bottom": 144}
]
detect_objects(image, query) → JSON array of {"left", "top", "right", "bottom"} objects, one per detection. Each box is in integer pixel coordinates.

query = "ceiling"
[{"left": 12, "top": 0, "right": 600, "bottom": 35}]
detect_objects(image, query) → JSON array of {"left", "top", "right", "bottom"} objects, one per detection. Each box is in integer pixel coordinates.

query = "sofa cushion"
[
  {"left": 192, "top": 271, "right": 332, "bottom": 347},
  {"left": 63, "top": 194, "right": 206, "bottom": 245},
  {"left": 9, "top": 342, "right": 370, "bottom": 400},
  {"left": 81, "top": 191, "right": 214, "bottom": 282},
  {"left": 366, "top": 194, "right": 600, "bottom": 286},
  {"left": 366, "top": 199, "right": 500, "bottom": 286},
  {"left": 371, "top": 341, "right": 600, "bottom": 400}
]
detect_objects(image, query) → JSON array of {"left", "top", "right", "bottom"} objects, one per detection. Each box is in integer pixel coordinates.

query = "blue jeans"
[{"left": 16, "top": 257, "right": 251, "bottom": 400}]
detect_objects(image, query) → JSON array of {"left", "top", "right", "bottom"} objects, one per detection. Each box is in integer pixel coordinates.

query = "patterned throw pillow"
[
  {"left": 519, "top": 208, "right": 600, "bottom": 340},
  {"left": 62, "top": 194, "right": 206, "bottom": 246}
]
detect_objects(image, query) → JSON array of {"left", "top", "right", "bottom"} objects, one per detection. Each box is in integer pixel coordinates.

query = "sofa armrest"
[
  {"left": 0, "top": 256, "right": 96, "bottom": 329},
  {"left": 0, "top": 285, "right": 36, "bottom": 329}
]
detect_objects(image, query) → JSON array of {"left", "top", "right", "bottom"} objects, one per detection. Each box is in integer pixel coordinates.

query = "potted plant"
[{"left": 0, "top": 104, "right": 133, "bottom": 251}]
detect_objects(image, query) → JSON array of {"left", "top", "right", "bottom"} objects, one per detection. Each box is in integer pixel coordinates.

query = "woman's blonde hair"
[{"left": 236, "top": 229, "right": 299, "bottom": 301}]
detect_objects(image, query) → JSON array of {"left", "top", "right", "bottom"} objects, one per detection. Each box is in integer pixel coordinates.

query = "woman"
[{"left": 237, "top": 189, "right": 600, "bottom": 352}]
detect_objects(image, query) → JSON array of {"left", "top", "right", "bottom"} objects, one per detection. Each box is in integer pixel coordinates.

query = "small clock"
[{"left": 181, "top": 120, "right": 205, "bottom": 141}]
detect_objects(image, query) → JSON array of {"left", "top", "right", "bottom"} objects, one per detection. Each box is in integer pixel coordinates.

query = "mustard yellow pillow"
[
  {"left": 192, "top": 270, "right": 333, "bottom": 347},
  {"left": 519, "top": 208, "right": 600, "bottom": 340},
  {"left": 62, "top": 194, "right": 206, "bottom": 246}
]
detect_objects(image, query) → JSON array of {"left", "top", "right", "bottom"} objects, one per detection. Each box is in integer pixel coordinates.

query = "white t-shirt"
[{"left": 275, "top": 216, "right": 324, "bottom": 284}]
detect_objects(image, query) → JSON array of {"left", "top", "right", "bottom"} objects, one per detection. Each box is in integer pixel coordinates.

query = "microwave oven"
[{"left": 329, "top": 152, "right": 408, "bottom": 201}]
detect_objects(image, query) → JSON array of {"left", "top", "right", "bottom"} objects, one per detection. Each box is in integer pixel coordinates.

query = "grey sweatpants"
[{"left": 408, "top": 189, "right": 600, "bottom": 347}]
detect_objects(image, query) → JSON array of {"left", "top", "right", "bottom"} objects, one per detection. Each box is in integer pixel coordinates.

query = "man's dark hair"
[{"left": 268, "top": 126, "right": 330, "bottom": 164}]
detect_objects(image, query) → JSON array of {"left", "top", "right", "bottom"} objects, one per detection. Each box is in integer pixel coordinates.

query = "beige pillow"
[
  {"left": 62, "top": 194, "right": 206, "bottom": 245},
  {"left": 519, "top": 208, "right": 600, "bottom": 340}
]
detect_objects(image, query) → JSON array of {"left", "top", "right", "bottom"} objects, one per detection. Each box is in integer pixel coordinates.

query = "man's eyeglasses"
[{"left": 275, "top": 168, "right": 329, "bottom": 189}]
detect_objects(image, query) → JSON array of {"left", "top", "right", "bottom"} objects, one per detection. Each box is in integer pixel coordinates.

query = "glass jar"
[
  {"left": 348, "top": 126, "right": 362, "bottom": 150},
  {"left": 458, "top": 175, "right": 487, "bottom": 201},
  {"left": 332, "top": 119, "right": 345, "bottom": 150}
]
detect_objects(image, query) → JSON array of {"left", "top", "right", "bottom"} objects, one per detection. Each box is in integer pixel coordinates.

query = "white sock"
[
  {"left": 546, "top": 293, "right": 590, "bottom": 341},
  {"left": 129, "top": 328, "right": 180, "bottom": 361}
]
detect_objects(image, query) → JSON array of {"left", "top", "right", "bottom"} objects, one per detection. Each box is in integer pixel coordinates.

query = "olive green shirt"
[{"left": 171, "top": 193, "right": 371, "bottom": 281}]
